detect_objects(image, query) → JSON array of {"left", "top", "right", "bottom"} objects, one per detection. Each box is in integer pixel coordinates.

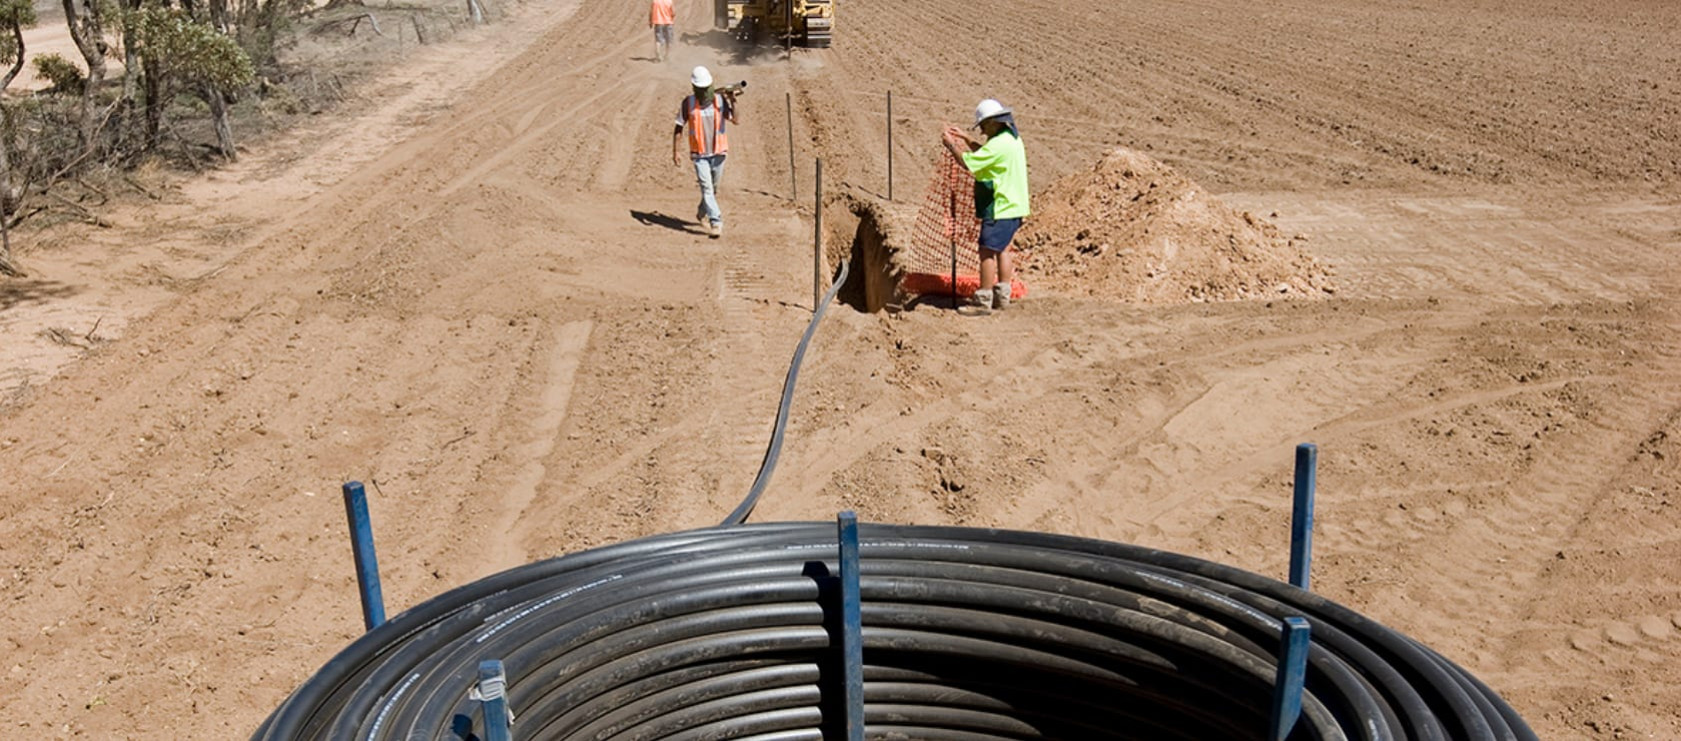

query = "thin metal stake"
[
  {"left": 1269, "top": 617, "right": 1312, "bottom": 741},
  {"left": 1289, "top": 443, "right": 1317, "bottom": 590},
  {"left": 814, "top": 158, "right": 824, "bottom": 312},
  {"left": 478, "top": 659, "right": 513, "bottom": 741},
  {"left": 341, "top": 481, "right": 385, "bottom": 631},
  {"left": 950, "top": 234, "right": 958, "bottom": 310},
  {"left": 787, "top": 92, "right": 797, "bottom": 201},
  {"left": 886, "top": 90, "right": 894, "bottom": 201},
  {"left": 837, "top": 511, "right": 864, "bottom": 741}
]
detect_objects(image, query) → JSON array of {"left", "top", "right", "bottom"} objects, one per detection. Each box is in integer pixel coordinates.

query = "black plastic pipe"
[{"left": 254, "top": 524, "right": 1536, "bottom": 741}]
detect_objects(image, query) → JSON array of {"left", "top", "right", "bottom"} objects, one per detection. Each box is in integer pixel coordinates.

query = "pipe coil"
[{"left": 254, "top": 523, "right": 1536, "bottom": 740}]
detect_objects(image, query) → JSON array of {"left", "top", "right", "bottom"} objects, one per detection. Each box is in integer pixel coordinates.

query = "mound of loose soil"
[{"left": 1016, "top": 148, "right": 1335, "bottom": 303}]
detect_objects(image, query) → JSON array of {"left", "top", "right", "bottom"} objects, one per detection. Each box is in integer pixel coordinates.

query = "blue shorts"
[
  {"left": 653, "top": 25, "right": 673, "bottom": 44},
  {"left": 979, "top": 217, "right": 1023, "bottom": 252}
]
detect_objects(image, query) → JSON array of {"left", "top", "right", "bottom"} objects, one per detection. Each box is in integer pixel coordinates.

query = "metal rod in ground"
[
  {"left": 814, "top": 158, "right": 824, "bottom": 312},
  {"left": 341, "top": 481, "right": 386, "bottom": 631},
  {"left": 887, "top": 90, "right": 894, "bottom": 201},
  {"left": 478, "top": 659, "right": 513, "bottom": 741},
  {"left": 1269, "top": 617, "right": 1312, "bottom": 741},
  {"left": 950, "top": 231, "right": 959, "bottom": 310},
  {"left": 1289, "top": 443, "right": 1317, "bottom": 590},
  {"left": 837, "top": 511, "right": 864, "bottom": 741},
  {"left": 787, "top": 92, "right": 796, "bottom": 201}
]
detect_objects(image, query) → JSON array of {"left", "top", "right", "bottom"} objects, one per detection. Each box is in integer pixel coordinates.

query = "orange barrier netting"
[{"left": 902, "top": 146, "right": 1026, "bottom": 299}]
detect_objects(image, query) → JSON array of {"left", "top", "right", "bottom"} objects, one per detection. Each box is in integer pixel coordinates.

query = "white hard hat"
[
  {"left": 690, "top": 66, "right": 713, "bottom": 88},
  {"left": 973, "top": 98, "right": 1013, "bottom": 128}
]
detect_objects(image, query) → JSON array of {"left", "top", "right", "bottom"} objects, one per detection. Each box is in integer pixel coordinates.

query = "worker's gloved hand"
[{"left": 941, "top": 125, "right": 970, "bottom": 156}]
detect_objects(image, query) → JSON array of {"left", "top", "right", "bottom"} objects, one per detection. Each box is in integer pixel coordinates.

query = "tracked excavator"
[{"left": 714, "top": 0, "right": 833, "bottom": 48}]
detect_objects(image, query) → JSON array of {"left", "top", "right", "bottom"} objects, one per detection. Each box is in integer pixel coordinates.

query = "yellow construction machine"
[{"left": 715, "top": 0, "right": 833, "bottom": 48}]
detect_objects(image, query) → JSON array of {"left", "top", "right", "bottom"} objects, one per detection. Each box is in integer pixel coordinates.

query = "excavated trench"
[{"left": 826, "top": 196, "right": 910, "bottom": 313}]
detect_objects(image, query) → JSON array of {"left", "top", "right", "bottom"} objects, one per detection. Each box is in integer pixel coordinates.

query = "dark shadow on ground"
[
  {"left": 903, "top": 293, "right": 964, "bottom": 312},
  {"left": 449, "top": 713, "right": 480, "bottom": 741},
  {"left": 0, "top": 279, "right": 80, "bottom": 311},
  {"left": 679, "top": 29, "right": 788, "bottom": 65},
  {"left": 631, "top": 210, "right": 707, "bottom": 235}
]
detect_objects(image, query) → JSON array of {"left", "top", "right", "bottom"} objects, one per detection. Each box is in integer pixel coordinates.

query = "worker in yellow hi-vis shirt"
[{"left": 943, "top": 99, "right": 1031, "bottom": 312}]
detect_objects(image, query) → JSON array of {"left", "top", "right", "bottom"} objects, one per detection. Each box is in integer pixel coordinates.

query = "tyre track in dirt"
[
  {"left": 998, "top": 309, "right": 1451, "bottom": 540},
  {"left": 1306, "top": 376, "right": 1678, "bottom": 689},
  {"left": 1218, "top": 301, "right": 1681, "bottom": 738},
  {"left": 760, "top": 302, "right": 1441, "bottom": 532},
  {"left": 483, "top": 319, "right": 593, "bottom": 571},
  {"left": 1483, "top": 399, "right": 1681, "bottom": 737}
]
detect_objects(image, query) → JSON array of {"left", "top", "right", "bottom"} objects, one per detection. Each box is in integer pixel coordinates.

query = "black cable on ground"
[
  {"left": 723, "top": 258, "right": 850, "bottom": 526},
  {"left": 254, "top": 524, "right": 1536, "bottom": 741}
]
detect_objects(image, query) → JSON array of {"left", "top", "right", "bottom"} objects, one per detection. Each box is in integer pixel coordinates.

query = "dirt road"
[{"left": 1, "top": 0, "right": 1678, "bottom": 737}]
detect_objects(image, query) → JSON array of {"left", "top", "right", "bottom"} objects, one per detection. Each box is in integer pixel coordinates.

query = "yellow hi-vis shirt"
[{"left": 961, "top": 129, "right": 1030, "bottom": 220}]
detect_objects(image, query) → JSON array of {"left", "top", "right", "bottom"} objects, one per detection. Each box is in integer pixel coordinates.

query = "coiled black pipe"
[{"left": 254, "top": 524, "right": 1535, "bottom": 740}]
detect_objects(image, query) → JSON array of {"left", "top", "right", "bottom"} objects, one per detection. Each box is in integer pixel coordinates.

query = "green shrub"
[
  {"left": 31, "top": 53, "right": 85, "bottom": 94},
  {"left": 133, "top": 8, "right": 256, "bottom": 92}
]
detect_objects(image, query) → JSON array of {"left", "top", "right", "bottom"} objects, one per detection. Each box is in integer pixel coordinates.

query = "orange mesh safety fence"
[
  {"left": 905, "top": 148, "right": 981, "bottom": 278},
  {"left": 900, "top": 144, "right": 1027, "bottom": 300}
]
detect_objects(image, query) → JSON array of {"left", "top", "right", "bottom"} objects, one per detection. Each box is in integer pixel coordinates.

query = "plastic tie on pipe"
[
  {"left": 469, "top": 675, "right": 504, "bottom": 701},
  {"left": 468, "top": 676, "right": 517, "bottom": 724}
]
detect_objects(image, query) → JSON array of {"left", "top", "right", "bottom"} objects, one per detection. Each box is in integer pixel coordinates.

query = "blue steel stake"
[
  {"left": 1288, "top": 443, "right": 1318, "bottom": 590},
  {"left": 1269, "top": 617, "right": 1313, "bottom": 741},
  {"left": 478, "top": 659, "right": 512, "bottom": 741},
  {"left": 837, "top": 511, "right": 864, "bottom": 741},
  {"left": 341, "top": 481, "right": 386, "bottom": 631}
]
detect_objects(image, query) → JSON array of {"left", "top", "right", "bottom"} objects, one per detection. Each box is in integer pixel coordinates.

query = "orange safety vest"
[
  {"left": 683, "top": 95, "right": 729, "bottom": 156},
  {"left": 650, "top": 0, "right": 673, "bottom": 25}
]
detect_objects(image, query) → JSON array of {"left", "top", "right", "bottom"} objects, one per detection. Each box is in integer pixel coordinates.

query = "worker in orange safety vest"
[
  {"left": 649, "top": 0, "right": 674, "bottom": 62},
  {"left": 672, "top": 66, "right": 739, "bottom": 239}
]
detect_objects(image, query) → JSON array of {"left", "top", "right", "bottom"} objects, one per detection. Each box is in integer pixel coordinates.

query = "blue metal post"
[
  {"left": 837, "top": 511, "right": 864, "bottom": 741},
  {"left": 1269, "top": 617, "right": 1312, "bottom": 741},
  {"left": 341, "top": 481, "right": 386, "bottom": 631},
  {"left": 478, "top": 659, "right": 512, "bottom": 741},
  {"left": 1288, "top": 443, "right": 1317, "bottom": 590}
]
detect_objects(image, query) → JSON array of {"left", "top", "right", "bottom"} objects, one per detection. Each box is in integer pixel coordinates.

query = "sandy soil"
[
  {"left": 2, "top": 0, "right": 1679, "bottom": 738},
  {"left": 1013, "top": 146, "right": 1335, "bottom": 302}
]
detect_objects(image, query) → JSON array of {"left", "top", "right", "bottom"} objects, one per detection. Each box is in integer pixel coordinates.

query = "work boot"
[
  {"left": 967, "top": 288, "right": 994, "bottom": 311},
  {"left": 711, "top": 221, "right": 724, "bottom": 240},
  {"left": 993, "top": 283, "right": 1012, "bottom": 311}
]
